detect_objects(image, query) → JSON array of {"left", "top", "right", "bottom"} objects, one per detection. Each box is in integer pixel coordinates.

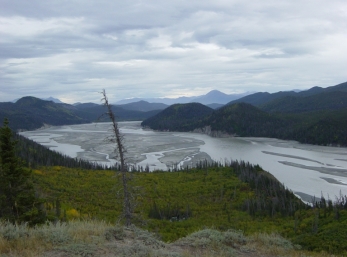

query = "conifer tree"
[
  {"left": 101, "top": 90, "right": 133, "bottom": 227},
  {"left": 0, "top": 118, "right": 43, "bottom": 224}
]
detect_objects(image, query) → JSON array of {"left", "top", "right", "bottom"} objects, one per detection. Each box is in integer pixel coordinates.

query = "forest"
[{"left": 141, "top": 103, "right": 213, "bottom": 131}]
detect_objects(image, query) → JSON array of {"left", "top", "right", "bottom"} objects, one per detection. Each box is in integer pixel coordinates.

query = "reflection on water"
[{"left": 21, "top": 121, "right": 347, "bottom": 201}]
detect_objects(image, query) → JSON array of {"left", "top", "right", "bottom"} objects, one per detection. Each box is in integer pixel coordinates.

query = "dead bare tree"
[{"left": 101, "top": 89, "right": 132, "bottom": 227}]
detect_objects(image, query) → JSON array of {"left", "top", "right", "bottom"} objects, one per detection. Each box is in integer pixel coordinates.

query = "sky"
[{"left": 1, "top": 0, "right": 346, "bottom": 104}]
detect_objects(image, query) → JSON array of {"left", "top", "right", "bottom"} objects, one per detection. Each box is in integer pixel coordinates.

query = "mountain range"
[
  {"left": 227, "top": 81, "right": 347, "bottom": 107},
  {"left": 114, "top": 90, "right": 252, "bottom": 105},
  {"left": 142, "top": 81, "right": 347, "bottom": 146},
  {"left": 2, "top": 81, "right": 346, "bottom": 145},
  {"left": 0, "top": 97, "right": 163, "bottom": 131},
  {"left": 1, "top": 89, "right": 250, "bottom": 131}
]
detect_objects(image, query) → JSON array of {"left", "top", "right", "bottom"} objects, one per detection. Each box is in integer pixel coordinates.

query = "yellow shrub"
[
  {"left": 33, "top": 169, "right": 43, "bottom": 175},
  {"left": 66, "top": 208, "right": 80, "bottom": 219}
]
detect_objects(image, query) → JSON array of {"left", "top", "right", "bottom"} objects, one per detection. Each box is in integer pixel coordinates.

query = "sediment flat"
[
  {"left": 262, "top": 151, "right": 323, "bottom": 164},
  {"left": 279, "top": 161, "right": 347, "bottom": 177}
]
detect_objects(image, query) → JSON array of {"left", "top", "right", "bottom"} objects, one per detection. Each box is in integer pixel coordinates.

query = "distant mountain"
[
  {"left": 206, "top": 103, "right": 224, "bottom": 109},
  {"left": 141, "top": 103, "right": 213, "bottom": 131},
  {"left": 116, "top": 90, "right": 251, "bottom": 105},
  {"left": 12, "top": 96, "right": 64, "bottom": 104},
  {"left": 73, "top": 102, "right": 100, "bottom": 109},
  {"left": 0, "top": 97, "right": 88, "bottom": 131},
  {"left": 115, "top": 96, "right": 195, "bottom": 105},
  {"left": 191, "top": 90, "right": 250, "bottom": 105},
  {"left": 74, "top": 103, "right": 161, "bottom": 123},
  {"left": 116, "top": 100, "right": 168, "bottom": 112},
  {"left": 43, "top": 97, "right": 63, "bottom": 103},
  {"left": 0, "top": 97, "right": 162, "bottom": 131},
  {"left": 227, "top": 91, "right": 297, "bottom": 107}
]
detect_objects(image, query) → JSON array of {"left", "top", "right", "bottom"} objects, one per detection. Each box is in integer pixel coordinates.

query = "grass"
[{"left": 0, "top": 220, "right": 341, "bottom": 257}]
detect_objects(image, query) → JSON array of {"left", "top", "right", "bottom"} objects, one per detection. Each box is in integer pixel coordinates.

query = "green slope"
[
  {"left": 228, "top": 81, "right": 347, "bottom": 107},
  {"left": 142, "top": 101, "right": 347, "bottom": 146},
  {"left": 0, "top": 97, "right": 161, "bottom": 131},
  {"left": 260, "top": 91, "right": 347, "bottom": 113},
  {"left": 0, "top": 97, "right": 89, "bottom": 131},
  {"left": 141, "top": 103, "right": 213, "bottom": 131},
  {"left": 201, "top": 103, "right": 289, "bottom": 137}
]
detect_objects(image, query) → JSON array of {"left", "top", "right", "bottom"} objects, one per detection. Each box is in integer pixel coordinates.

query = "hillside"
[
  {"left": 115, "top": 100, "right": 168, "bottom": 112},
  {"left": 141, "top": 103, "right": 213, "bottom": 131},
  {"left": 0, "top": 97, "right": 89, "bottom": 131},
  {"left": 290, "top": 109, "right": 347, "bottom": 145},
  {"left": 0, "top": 96, "right": 162, "bottom": 131},
  {"left": 142, "top": 102, "right": 289, "bottom": 137},
  {"left": 260, "top": 91, "right": 347, "bottom": 113},
  {"left": 142, "top": 86, "right": 347, "bottom": 146},
  {"left": 142, "top": 102, "right": 347, "bottom": 146},
  {"left": 228, "top": 81, "right": 347, "bottom": 107},
  {"left": 74, "top": 104, "right": 161, "bottom": 123},
  {"left": 115, "top": 90, "right": 250, "bottom": 105},
  {"left": 14, "top": 133, "right": 107, "bottom": 170},
  {"left": 228, "top": 91, "right": 296, "bottom": 107},
  {"left": 199, "top": 103, "right": 290, "bottom": 137}
]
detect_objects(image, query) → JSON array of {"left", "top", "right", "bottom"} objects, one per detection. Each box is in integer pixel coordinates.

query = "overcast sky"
[{"left": 1, "top": 0, "right": 346, "bottom": 103}]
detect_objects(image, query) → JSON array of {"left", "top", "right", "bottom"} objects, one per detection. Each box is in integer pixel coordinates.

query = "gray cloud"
[{"left": 1, "top": 0, "right": 346, "bottom": 103}]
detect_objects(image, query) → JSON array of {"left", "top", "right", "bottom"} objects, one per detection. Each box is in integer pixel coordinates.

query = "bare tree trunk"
[{"left": 101, "top": 89, "right": 132, "bottom": 227}]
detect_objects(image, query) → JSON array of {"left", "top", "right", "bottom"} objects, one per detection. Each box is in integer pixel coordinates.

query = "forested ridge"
[
  {"left": 259, "top": 91, "right": 347, "bottom": 113},
  {"left": 14, "top": 133, "right": 107, "bottom": 170},
  {"left": 141, "top": 102, "right": 213, "bottom": 131},
  {"left": 142, "top": 81, "right": 347, "bottom": 146},
  {"left": 0, "top": 96, "right": 162, "bottom": 131},
  {"left": 228, "top": 81, "right": 347, "bottom": 107},
  {"left": 0, "top": 97, "right": 89, "bottom": 131}
]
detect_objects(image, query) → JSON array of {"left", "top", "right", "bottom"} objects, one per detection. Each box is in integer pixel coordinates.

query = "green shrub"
[
  {"left": 57, "top": 243, "right": 97, "bottom": 257},
  {"left": 104, "top": 225, "right": 125, "bottom": 241},
  {"left": 0, "top": 222, "right": 29, "bottom": 240}
]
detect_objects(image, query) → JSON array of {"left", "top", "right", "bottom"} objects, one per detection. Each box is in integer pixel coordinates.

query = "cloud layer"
[{"left": 1, "top": 0, "right": 346, "bottom": 103}]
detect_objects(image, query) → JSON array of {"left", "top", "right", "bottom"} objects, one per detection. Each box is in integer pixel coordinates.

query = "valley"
[{"left": 20, "top": 121, "right": 347, "bottom": 203}]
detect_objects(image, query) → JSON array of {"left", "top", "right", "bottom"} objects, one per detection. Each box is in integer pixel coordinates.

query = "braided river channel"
[{"left": 20, "top": 121, "right": 347, "bottom": 203}]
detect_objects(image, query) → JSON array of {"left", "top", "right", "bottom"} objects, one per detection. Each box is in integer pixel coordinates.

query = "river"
[{"left": 20, "top": 121, "right": 347, "bottom": 202}]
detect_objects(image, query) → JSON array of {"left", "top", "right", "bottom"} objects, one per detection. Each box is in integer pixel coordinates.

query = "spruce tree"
[{"left": 0, "top": 118, "right": 42, "bottom": 224}]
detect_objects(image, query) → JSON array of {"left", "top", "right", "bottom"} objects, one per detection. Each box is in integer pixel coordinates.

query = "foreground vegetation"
[
  {"left": 20, "top": 164, "right": 346, "bottom": 255},
  {"left": 0, "top": 220, "right": 341, "bottom": 257}
]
